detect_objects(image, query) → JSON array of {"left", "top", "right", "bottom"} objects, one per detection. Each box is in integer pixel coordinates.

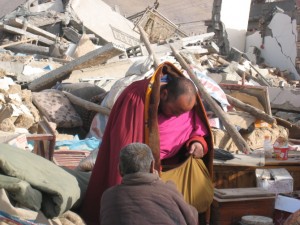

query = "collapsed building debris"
[
  {"left": 0, "top": 0, "right": 298, "bottom": 151},
  {"left": 0, "top": 0, "right": 300, "bottom": 224}
]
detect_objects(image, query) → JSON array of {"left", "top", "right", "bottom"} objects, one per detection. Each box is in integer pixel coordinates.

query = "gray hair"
[{"left": 119, "top": 143, "right": 154, "bottom": 176}]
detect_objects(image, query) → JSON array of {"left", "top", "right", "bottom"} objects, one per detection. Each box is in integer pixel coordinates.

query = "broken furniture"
[
  {"left": 213, "top": 157, "right": 300, "bottom": 192},
  {"left": 26, "top": 117, "right": 91, "bottom": 169},
  {"left": 26, "top": 117, "right": 56, "bottom": 161},
  {"left": 134, "top": 8, "right": 187, "bottom": 44}
]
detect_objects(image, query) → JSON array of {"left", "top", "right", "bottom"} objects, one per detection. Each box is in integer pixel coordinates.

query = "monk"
[{"left": 79, "top": 62, "right": 214, "bottom": 225}]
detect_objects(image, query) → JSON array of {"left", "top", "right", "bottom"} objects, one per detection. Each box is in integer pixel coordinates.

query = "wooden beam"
[
  {"left": 28, "top": 42, "right": 125, "bottom": 91},
  {"left": 0, "top": 38, "right": 37, "bottom": 48},
  {"left": 226, "top": 94, "right": 275, "bottom": 125},
  {"left": 62, "top": 91, "right": 110, "bottom": 116},
  {"left": 137, "top": 24, "right": 160, "bottom": 68}
]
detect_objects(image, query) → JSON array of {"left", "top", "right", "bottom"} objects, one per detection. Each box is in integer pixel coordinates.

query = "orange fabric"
[{"left": 161, "top": 156, "right": 213, "bottom": 212}]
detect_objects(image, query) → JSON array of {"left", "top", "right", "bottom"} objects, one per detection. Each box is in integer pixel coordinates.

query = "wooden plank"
[
  {"left": 226, "top": 94, "right": 275, "bottom": 124},
  {"left": 28, "top": 42, "right": 125, "bottom": 91},
  {"left": 62, "top": 91, "right": 110, "bottom": 116},
  {"left": 213, "top": 163, "right": 300, "bottom": 191},
  {"left": 214, "top": 187, "right": 275, "bottom": 199},
  {"left": 137, "top": 24, "right": 160, "bottom": 68},
  {"left": 0, "top": 38, "right": 37, "bottom": 48}
]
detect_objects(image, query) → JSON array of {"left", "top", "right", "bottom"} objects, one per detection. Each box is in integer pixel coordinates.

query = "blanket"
[
  {"left": 0, "top": 188, "right": 86, "bottom": 225},
  {"left": 0, "top": 144, "right": 81, "bottom": 218}
]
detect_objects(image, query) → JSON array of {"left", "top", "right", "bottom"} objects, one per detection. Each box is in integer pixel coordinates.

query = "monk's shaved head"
[
  {"left": 165, "top": 76, "right": 196, "bottom": 102},
  {"left": 160, "top": 76, "right": 197, "bottom": 117}
]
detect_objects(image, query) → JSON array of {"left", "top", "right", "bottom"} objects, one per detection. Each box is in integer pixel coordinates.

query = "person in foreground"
[
  {"left": 80, "top": 62, "right": 214, "bottom": 225},
  {"left": 100, "top": 142, "right": 199, "bottom": 225}
]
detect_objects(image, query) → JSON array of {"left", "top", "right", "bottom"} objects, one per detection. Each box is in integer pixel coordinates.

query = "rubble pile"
[
  {"left": 0, "top": 0, "right": 300, "bottom": 224},
  {"left": 0, "top": 0, "right": 299, "bottom": 153},
  {"left": 0, "top": 76, "right": 40, "bottom": 133}
]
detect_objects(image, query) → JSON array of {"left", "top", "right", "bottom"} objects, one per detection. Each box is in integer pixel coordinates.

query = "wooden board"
[
  {"left": 214, "top": 187, "right": 275, "bottom": 199},
  {"left": 211, "top": 196, "right": 275, "bottom": 225},
  {"left": 213, "top": 163, "right": 300, "bottom": 191},
  {"left": 214, "top": 153, "right": 265, "bottom": 167}
]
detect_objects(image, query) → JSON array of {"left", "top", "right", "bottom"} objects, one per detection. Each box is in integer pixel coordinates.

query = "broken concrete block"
[
  {"left": 28, "top": 42, "right": 125, "bottom": 91},
  {"left": 0, "top": 94, "right": 5, "bottom": 103},
  {"left": 0, "top": 118, "right": 15, "bottom": 132},
  {"left": 62, "top": 26, "right": 81, "bottom": 43},
  {"left": 228, "top": 47, "right": 243, "bottom": 62},
  {"left": 24, "top": 102, "right": 40, "bottom": 123},
  {"left": 21, "top": 89, "right": 33, "bottom": 103},
  {"left": 0, "top": 105, "right": 13, "bottom": 123},
  {"left": 204, "top": 41, "right": 219, "bottom": 54},
  {"left": 14, "top": 114, "right": 34, "bottom": 129},
  {"left": 8, "top": 18, "right": 57, "bottom": 41},
  {"left": 273, "top": 111, "right": 300, "bottom": 124},
  {"left": 126, "top": 45, "right": 143, "bottom": 58},
  {"left": 8, "top": 84, "right": 22, "bottom": 95},
  {"left": 22, "top": 89, "right": 40, "bottom": 123},
  {"left": 182, "top": 32, "right": 215, "bottom": 47},
  {"left": 0, "top": 62, "right": 24, "bottom": 78},
  {"left": 0, "top": 23, "right": 54, "bottom": 46},
  {"left": 72, "top": 34, "right": 97, "bottom": 58},
  {"left": 29, "top": 0, "right": 64, "bottom": 13},
  {"left": 268, "top": 87, "right": 300, "bottom": 112}
]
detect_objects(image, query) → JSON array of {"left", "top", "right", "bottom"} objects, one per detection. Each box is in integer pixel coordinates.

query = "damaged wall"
[
  {"left": 102, "top": 0, "right": 214, "bottom": 35},
  {"left": 246, "top": 12, "right": 299, "bottom": 79},
  {"left": 219, "top": 0, "right": 252, "bottom": 52},
  {"left": 0, "top": 0, "right": 27, "bottom": 19}
]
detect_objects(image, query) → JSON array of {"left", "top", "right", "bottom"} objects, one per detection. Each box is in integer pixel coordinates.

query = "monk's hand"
[{"left": 188, "top": 142, "right": 204, "bottom": 158}]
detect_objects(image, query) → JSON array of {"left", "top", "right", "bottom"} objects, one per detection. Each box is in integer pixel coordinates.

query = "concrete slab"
[
  {"left": 0, "top": 61, "right": 24, "bottom": 76},
  {"left": 0, "top": 23, "right": 54, "bottom": 46},
  {"left": 268, "top": 87, "right": 300, "bottom": 112},
  {"left": 68, "top": 0, "right": 140, "bottom": 48},
  {"left": 0, "top": 0, "right": 26, "bottom": 19},
  {"left": 65, "top": 59, "right": 134, "bottom": 91},
  {"left": 8, "top": 18, "right": 57, "bottom": 41},
  {"left": 28, "top": 42, "right": 125, "bottom": 91},
  {"left": 29, "top": 0, "right": 64, "bottom": 13}
]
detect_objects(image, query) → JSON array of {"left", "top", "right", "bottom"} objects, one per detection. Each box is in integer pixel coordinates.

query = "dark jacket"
[{"left": 100, "top": 172, "right": 198, "bottom": 225}]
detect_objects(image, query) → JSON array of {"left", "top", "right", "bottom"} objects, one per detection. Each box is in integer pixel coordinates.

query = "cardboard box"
[{"left": 256, "top": 168, "right": 293, "bottom": 194}]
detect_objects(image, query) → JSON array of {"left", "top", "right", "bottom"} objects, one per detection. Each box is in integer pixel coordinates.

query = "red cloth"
[
  {"left": 79, "top": 67, "right": 211, "bottom": 224},
  {"left": 79, "top": 79, "right": 149, "bottom": 225}
]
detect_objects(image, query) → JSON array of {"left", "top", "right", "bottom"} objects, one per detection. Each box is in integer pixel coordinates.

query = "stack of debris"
[
  {"left": 0, "top": 0, "right": 299, "bottom": 152},
  {"left": 0, "top": 0, "right": 300, "bottom": 224}
]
